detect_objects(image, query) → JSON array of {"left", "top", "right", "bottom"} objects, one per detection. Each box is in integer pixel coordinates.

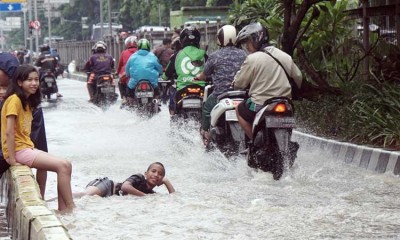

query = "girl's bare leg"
[
  {"left": 31, "top": 152, "right": 75, "bottom": 212},
  {"left": 36, "top": 170, "right": 47, "bottom": 199}
]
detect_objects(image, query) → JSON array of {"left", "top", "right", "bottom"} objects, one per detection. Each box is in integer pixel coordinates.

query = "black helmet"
[
  {"left": 235, "top": 22, "right": 269, "bottom": 51},
  {"left": 179, "top": 26, "right": 201, "bottom": 48},
  {"left": 40, "top": 44, "right": 50, "bottom": 52}
]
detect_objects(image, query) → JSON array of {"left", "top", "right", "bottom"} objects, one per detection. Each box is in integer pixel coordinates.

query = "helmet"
[
  {"left": 235, "top": 22, "right": 269, "bottom": 51},
  {"left": 40, "top": 44, "right": 50, "bottom": 52},
  {"left": 179, "top": 26, "right": 201, "bottom": 48},
  {"left": 94, "top": 41, "right": 107, "bottom": 51},
  {"left": 124, "top": 36, "right": 137, "bottom": 48},
  {"left": 217, "top": 25, "right": 237, "bottom": 47},
  {"left": 137, "top": 38, "right": 151, "bottom": 51},
  {"left": 171, "top": 37, "right": 182, "bottom": 52}
]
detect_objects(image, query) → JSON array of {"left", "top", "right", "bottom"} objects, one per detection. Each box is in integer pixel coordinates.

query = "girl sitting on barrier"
[{"left": 1, "top": 64, "right": 75, "bottom": 213}]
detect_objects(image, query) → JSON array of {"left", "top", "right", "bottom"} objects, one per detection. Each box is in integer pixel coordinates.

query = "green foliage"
[
  {"left": 229, "top": 0, "right": 274, "bottom": 29},
  {"left": 349, "top": 83, "right": 400, "bottom": 148}
]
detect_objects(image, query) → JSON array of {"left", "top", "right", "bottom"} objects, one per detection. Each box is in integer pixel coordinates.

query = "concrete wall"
[{"left": 0, "top": 166, "right": 72, "bottom": 239}]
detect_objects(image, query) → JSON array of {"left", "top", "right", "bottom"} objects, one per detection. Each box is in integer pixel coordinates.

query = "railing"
[
  {"left": 0, "top": 166, "right": 72, "bottom": 239},
  {"left": 54, "top": 24, "right": 220, "bottom": 71}
]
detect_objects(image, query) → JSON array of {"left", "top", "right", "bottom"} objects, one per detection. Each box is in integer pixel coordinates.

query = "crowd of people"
[{"left": 0, "top": 21, "right": 302, "bottom": 213}]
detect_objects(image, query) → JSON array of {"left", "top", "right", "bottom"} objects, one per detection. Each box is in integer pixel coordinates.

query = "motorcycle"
[
  {"left": 39, "top": 70, "right": 58, "bottom": 100},
  {"left": 246, "top": 97, "right": 299, "bottom": 180},
  {"left": 158, "top": 78, "right": 171, "bottom": 105},
  {"left": 91, "top": 73, "right": 118, "bottom": 108},
  {"left": 172, "top": 84, "right": 204, "bottom": 122},
  {"left": 128, "top": 80, "right": 160, "bottom": 116},
  {"left": 206, "top": 86, "right": 248, "bottom": 155}
]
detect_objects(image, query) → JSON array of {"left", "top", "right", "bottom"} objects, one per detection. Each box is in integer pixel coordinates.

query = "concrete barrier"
[
  {"left": 293, "top": 131, "right": 400, "bottom": 175},
  {"left": 0, "top": 166, "right": 71, "bottom": 239}
]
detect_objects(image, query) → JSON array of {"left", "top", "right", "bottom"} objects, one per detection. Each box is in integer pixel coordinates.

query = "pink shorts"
[{"left": 14, "top": 148, "right": 43, "bottom": 167}]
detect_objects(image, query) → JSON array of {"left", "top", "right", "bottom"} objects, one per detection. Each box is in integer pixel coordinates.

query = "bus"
[{"left": 91, "top": 23, "right": 123, "bottom": 40}]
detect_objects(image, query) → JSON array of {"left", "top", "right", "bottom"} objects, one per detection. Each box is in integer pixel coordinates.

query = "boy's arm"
[
  {"left": 121, "top": 181, "right": 146, "bottom": 196},
  {"left": 161, "top": 178, "right": 175, "bottom": 194}
]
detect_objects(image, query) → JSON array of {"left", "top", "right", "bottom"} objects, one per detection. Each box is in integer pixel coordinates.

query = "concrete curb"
[
  {"left": 1, "top": 166, "right": 72, "bottom": 239},
  {"left": 292, "top": 131, "right": 400, "bottom": 175}
]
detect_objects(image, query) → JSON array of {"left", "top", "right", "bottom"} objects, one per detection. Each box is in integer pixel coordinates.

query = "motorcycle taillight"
[
  {"left": 140, "top": 83, "right": 148, "bottom": 91},
  {"left": 273, "top": 103, "right": 287, "bottom": 113}
]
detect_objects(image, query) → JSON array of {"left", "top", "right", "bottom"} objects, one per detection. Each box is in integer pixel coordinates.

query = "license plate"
[
  {"left": 225, "top": 110, "right": 238, "bottom": 121},
  {"left": 47, "top": 83, "right": 52, "bottom": 87},
  {"left": 182, "top": 98, "right": 201, "bottom": 108},
  {"left": 100, "top": 86, "right": 115, "bottom": 93},
  {"left": 136, "top": 91, "right": 153, "bottom": 98},
  {"left": 265, "top": 117, "right": 296, "bottom": 128}
]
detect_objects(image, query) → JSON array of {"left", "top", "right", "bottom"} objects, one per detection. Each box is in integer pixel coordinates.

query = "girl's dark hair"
[
  {"left": 4, "top": 64, "right": 41, "bottom": 110},
  {"left": 147, "top": 162, "right": 166, "bottom": 176}
]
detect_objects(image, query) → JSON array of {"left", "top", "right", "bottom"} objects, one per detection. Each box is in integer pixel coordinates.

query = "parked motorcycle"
[
  {"left": 128, "top": 80, "right": 160, "bottom": 117},
  {"left": 172, "top": 84, "right": 204, "bottom": 122},
  {"left": 247, "top": 97, "right": 299, "bottom": 180},
  {"left": 91, "top": 73, "right": 118, "bottom": 108},
  {"left": 206, "top": 86, "right": 248, "bottom": 155},
  {"left": 39, "top": 70, "right": 58, "bottom": 100}
]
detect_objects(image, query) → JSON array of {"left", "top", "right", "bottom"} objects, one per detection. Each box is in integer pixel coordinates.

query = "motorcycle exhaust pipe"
[{"left": 152, "top": 99, "right": 161, "bottom": 106}]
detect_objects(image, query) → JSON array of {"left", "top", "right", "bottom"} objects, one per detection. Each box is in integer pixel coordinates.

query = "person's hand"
[{"left": 159, "top": 178, "right": 169, "bottom": 186}]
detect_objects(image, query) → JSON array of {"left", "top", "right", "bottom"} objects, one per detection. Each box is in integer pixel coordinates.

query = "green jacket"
[{"left": 174, "top": 46, "right": 206, "bottom": 90}]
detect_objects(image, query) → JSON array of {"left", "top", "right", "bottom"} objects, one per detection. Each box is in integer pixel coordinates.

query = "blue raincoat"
[{"left": 126, "top": 49, "right": 162, "bottom": 89}]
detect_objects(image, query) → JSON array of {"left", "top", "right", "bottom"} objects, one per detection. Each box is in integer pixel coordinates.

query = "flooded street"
[{"left": 40, "top": 78, "right": 400, "bottom": 239}]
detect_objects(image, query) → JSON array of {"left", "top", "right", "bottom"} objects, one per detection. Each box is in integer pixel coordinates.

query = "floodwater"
[{"left": 41, "top": 78, "right": 400, "bottom": 240}]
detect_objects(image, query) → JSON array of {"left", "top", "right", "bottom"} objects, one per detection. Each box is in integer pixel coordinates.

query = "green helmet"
[{"left": 137, "top": 38, "right": 151, "bottom": 51}]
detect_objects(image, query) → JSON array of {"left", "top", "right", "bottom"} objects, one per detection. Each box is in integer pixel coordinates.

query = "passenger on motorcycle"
[
  {"left": 163, "top": 26, "right": 208, "bottom": 115},
  {"left": 126, "top": 38, "right": 162, "bottom": 105},
  {"left": 35, "top": 44, "right": 62, "bottom": 98},
  {"left": 194, "top": 25, "right": 247, "bottom": 145},
  {"left": 233, "top": 22, "right": 302, "bottom": 140},
  {"left": 117, "top": 36, "right": 138, "bottom": 105},
  {"left": 84, "top": 41, "right": 114, "bottom": 102}
]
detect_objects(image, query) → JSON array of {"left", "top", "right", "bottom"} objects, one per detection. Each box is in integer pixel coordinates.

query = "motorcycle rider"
[
  {"left": 35, "top": 44, "right": 62, "bottom": 98},
  {"left": 125, "top": 38, "right": 162, "bottom": 105},
  {"left": 233, "top": 22, "right": 302, "bottom": 140},
  {"left": 194, "top": 25, "right": 247, "bottom": 145},
  {"left": 117, "top": 36, "right": 138, "bottom": 105},
  {"left": 84, "top": 41, "right": 114, "bottom": 102},
  {"left": 163, "top": 26, "right": 207, "bottom": 115}
]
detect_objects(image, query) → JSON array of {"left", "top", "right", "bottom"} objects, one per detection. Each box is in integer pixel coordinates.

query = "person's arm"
[
  {"left": 233, "top": 57, "right": 252, "bottom": 90},
  {"left": 160, "top": 178, "right": 175, "bottom": 194},
  {"left": 5, "top": 115, "right": 19, "bottom": 166},
  {"left": 120, "top": 181, "right": 146, "bottom": 196},
  {"left": 163, "top": 54, "right": 177, "bottom": 79}
]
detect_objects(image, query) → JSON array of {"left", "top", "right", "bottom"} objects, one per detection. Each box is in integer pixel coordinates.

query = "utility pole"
[
  {"left": 108, "top": 0, "right": 112, "bottom": 37},
  {"left": 47, "top": 0, "right": 51, "bottom": 48},
  {"left": 100, "top": 0, "right": 103, "bottom": 39},
  {"left": 34, "top": 0, "right": 39, "bottom": 52},
  {"left": 29, "top": 0, "right": 33, "bottom": 51}
]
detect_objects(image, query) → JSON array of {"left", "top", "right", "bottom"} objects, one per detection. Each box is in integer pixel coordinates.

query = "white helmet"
[
  {"left": 95, "top": 41, "right": 107, "bottom": 51},
  {"left": 216, "top": 25, "right": 237, "bottom": 47},
  {"left": 124, "top": 36, "right": 138, "bottom": 48}
]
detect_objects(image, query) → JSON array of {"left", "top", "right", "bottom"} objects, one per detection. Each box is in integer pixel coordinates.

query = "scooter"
[
  {"left": 91, "top": 73, "right": 118, "bottom": 108},
  {"left": 172, "top": 84, "right": 204, "bottom": 122},
  {"left": 129, "top": 80, "right": 160, "bottom": 117},
  {"left": 247, "top": 97, "right": 299, "bottom": 180},
  {"left": 206, "top": 85, "right": 248, "bottom": 155},
  {"left": 39, "top": 69, "right": 58, "bottom": 100}
]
